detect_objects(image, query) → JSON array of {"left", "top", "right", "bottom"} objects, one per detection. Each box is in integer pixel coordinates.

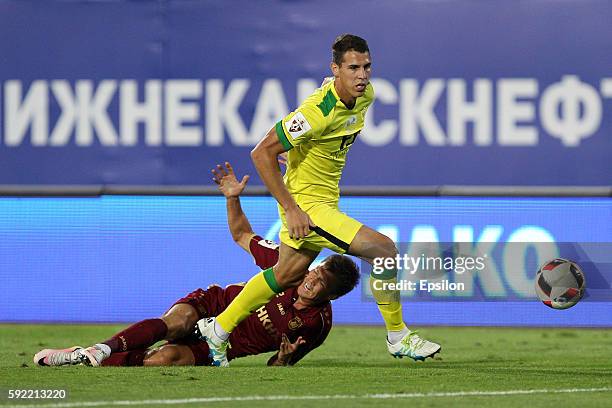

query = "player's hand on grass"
[
  {"left": 212, "top": 162, "right": 250, "bottom": 198},
  {"left": 276, "top": 334, "right": 305, "bottom": 365},
  {"left": 285, "top": 205, "right": 315, "bottom": 239}
]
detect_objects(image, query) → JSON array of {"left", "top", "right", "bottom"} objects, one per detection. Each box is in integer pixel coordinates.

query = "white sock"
[
  {"left": 388, "top": 327, "right": 409, "bottom": 344},
  {"left": 213, "top": 320, "right": 230, "bottom": 341},
  {"left": 94, "top": 343, "right": 111, "bottom": 358}
]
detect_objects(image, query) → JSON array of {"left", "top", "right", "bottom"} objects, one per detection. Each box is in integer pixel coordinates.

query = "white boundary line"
[{"left": 4, "top": 387, "right": 612, "bottom": 408}]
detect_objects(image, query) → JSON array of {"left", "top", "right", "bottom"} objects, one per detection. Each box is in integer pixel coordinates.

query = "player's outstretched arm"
[
  {"left": 251, "top": 128, "right": 315, "bottom": 240},
  {"left": 212, "top": 162, "right": 253, "bottom": 253},
  {"left": 267, "top": 334, "right": 306, "bottom": 366}
]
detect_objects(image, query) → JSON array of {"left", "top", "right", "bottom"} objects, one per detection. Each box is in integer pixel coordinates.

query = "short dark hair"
[
  {"left": 323, "top": 254, "right": 360, "bottom": 298},
  {"left": 332, "top": 34, "right": 370, "bottom": 66}
]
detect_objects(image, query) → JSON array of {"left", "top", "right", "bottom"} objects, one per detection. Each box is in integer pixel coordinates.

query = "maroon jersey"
[
  {"left": 232, "top": 235, "right": 332, "bottom": 364},
  {"left": 248, "top": 235, "right": 281, "bottom": 269},
  {"left": 173, "top": 235, "right": 332, "bottom": 365},
  {"left": 229, "top": 285, "right": 332, "bottom": 365}
]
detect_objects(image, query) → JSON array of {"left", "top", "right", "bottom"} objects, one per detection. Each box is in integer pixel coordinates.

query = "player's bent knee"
[
  {"left": 273, "top": 267, "right": 305, "bottom": 289},
  {"left": 362, "top": 230, "right": 397, "bottom": 259},
  {"left": 162, "top": 304, "right": 200, "bottom": 339},
  {"left": 277, "top": 275, "right": 303, "bottom": 289},
  {"left": 378, "top": 235, "right": 398, "bottom": 258},
  {"left": 352, "top": 226, "right": 398, "bottom": 261},
  {"left": 143, "top": 345, "right": 188, "bottom": 367},
  {"left": 273, "top": 244, "right": 318, "bottom": 289},
  {"left": 158, "top": 345, "right": 181, "bottom": 362},
  {"left": 143, "top": 348, "right": 176, "bottom": 366}
]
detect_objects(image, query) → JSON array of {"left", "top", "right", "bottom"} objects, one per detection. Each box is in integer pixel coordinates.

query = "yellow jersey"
[{"left": 275, "top": 79, "right": 374, "bottom": 204}]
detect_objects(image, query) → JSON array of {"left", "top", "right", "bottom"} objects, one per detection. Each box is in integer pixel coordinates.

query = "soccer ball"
[{"left": 535, "top": 258, "right": 585, "bottom": 309}]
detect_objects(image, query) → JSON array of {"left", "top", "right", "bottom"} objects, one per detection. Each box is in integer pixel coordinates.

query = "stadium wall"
[
  {"left": 1, "top": 195, "right": 610, "bottom": 327},
  {"left": 1, "top": 0, "right": 611, "bottom": 188}
]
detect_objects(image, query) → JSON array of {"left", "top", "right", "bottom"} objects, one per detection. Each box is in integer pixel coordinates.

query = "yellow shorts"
[{"left": 278, "top": 200, "right": 363, "bottom": 254}]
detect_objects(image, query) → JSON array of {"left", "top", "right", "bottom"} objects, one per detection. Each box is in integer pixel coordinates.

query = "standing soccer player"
[{"left": 199, "top": 34, "right": 441, "bottom": 366}]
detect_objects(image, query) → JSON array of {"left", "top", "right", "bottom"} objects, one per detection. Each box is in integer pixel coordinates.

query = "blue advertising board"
[
  {"left": 1, "top": 1, "right": 611, "bottom": 186},
  {"left": 1, "top": 196, "right": 610, "bottom": 326}
]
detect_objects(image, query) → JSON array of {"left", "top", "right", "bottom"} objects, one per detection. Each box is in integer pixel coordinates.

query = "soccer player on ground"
[
  {"left": 198, "top": 34, "right": 441, "bottom": 367},
  {"left": 33, "top": 162, "right": 359, "bottom": 367}
]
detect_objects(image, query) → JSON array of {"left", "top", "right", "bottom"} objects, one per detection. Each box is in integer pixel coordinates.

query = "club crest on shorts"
[
  {"left": 285, "top": 112, "right": 311, "bottom": 138},
  {"left": 288, "top": 316, "right": 303, "bottom": 330}
]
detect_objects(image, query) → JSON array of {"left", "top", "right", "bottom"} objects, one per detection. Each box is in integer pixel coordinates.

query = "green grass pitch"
[{"left": 1, "top": 324, "right": 611, "bottom": 407}]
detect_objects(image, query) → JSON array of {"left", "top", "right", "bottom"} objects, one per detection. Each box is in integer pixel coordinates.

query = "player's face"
[
  {"left": 332, "top": 50, "right": 372, "bottom": 100},
  {"left": 297, "top": 265, "right": 336, "bottom": 305}
]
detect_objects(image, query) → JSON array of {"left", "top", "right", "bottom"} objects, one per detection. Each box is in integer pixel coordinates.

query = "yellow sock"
[
  {"left": 216, "top": 268, "right": 281, "bottom": 333},
  {"left": 370, "top": 275, "right": 406, "bottom": 331}
]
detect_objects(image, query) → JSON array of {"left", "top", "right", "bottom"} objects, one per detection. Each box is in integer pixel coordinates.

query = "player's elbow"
[
  {"left": 250, "top": 143, "right": 269, "bottom": 164},
  {"left": 230, "top": 231, "right": 241, "bottom": 244},
  {"left": 251, "top": 128, "right": 282, "bottom": 165},
  {"left": 232, "top": 232, "right": 253, "bottom": 253},
  {"left": 250, "top": 146, "right": 261, "bottom": 162},
  {"left": 231, "top": 230, "right": 245, "bottom": 245}
]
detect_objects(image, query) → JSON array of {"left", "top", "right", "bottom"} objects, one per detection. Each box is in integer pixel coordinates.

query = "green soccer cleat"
[
  {"left": 387, "top": 330, "right": 441, "bottom": 361},
  {"left": 195, "top": 317, "right": 229, "bottom": 367}
]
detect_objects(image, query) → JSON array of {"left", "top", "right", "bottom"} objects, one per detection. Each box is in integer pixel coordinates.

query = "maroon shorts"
[
  {"left": 170, "top": 285, "right": 235, "bottom": 319},
  {"left": 168, "top": 284, "right": 243, "bottom": 365}
]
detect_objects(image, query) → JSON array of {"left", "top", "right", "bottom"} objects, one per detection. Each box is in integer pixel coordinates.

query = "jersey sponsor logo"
[
  {"left": 277, "top": 302, "right": 286, "bottom": 316},
  {"left": 285, "top": 112, "right": 311, "bottom": 139},
  {"left": 288, "top": 316, "right": 303, "bottom": 331},
  {"left": 118, "top": 335, "right": 128, "bottom": 352},
  {"left": 256, "top": 305, "right": 278, "bottom": 337},
  {"left": 344, "top": 115, "right": 357, "bottom": 129}
]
